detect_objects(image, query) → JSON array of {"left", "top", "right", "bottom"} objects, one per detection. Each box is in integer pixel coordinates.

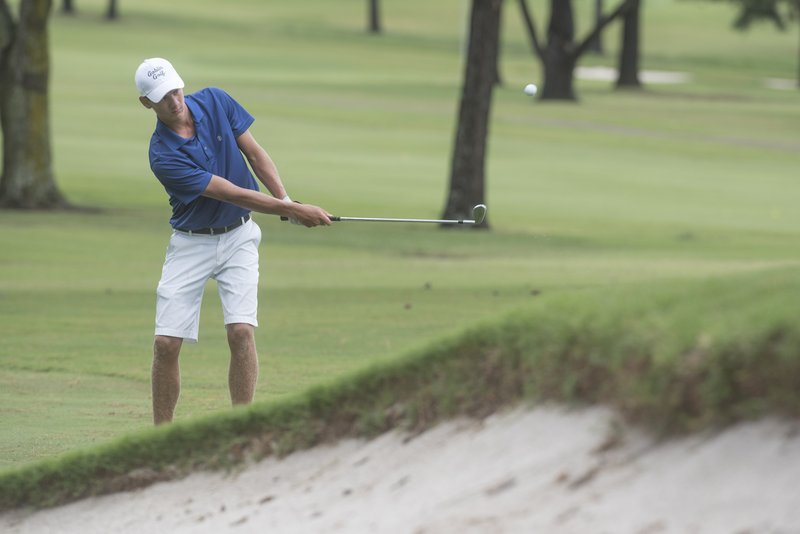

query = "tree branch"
[
  {"left": 574, "top": 0, "right": 635, "bottom": 58},
  {"left": 517, "top": 0, "right": 543, "bottom": 59}
]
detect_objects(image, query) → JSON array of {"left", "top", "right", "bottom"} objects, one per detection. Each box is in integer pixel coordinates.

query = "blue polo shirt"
[{"left": 148, "top": 87, "right": 258, "bottom": 230}]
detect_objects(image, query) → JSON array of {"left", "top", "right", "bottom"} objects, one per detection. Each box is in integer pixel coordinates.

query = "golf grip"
[
  {"left": 280, "top": 215, "right": 342, "bottom": 222},
  {"left": 280, "top": 200, "right": 342, "bottom": 222}
]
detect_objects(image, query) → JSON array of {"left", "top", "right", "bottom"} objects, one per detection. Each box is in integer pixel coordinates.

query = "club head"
[{"left": 471, "top": 204, "right": 487, "bottom": 224}]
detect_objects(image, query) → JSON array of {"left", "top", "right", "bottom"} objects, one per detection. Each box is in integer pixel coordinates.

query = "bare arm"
[
  {"left": 236, "top": 130, "right": 287, "bottom": 198},
  {"left": 202, "top": 175, "right": 330, "bottom": 227}
]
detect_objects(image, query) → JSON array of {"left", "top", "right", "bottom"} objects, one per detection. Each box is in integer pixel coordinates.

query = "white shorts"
[{"left": 155, "top": 219, "right": 262, "bottom": 343}]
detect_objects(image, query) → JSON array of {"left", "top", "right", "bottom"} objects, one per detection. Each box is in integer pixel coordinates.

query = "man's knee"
[
  {"left": 226, "top": 323, "right": 254, "bottom": 339},
  {"left": 154, "top": 335, "right": 182, "bottom": 362},
  {"left": 226, "top": 323, "right": 255, "bottom": 351}
]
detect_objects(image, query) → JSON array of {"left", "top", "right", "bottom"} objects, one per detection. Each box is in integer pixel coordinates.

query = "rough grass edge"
[{"left": 2, "top": 269, "right": 800, "bottom": 511}]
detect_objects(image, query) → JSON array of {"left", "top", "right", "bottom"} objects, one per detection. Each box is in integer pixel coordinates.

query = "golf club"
[{"left": 282, "top": 204, "right": 487, "bottom": 225}]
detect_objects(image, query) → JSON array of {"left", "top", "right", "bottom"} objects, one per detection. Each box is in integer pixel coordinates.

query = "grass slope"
[{"left": 1, "top": 267, "right": 799, "bottom": 510}]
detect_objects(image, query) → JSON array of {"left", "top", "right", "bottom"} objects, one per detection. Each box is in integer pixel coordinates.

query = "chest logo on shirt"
[{"left": 217, "top": 135, "right": 222, "bottom": 142}]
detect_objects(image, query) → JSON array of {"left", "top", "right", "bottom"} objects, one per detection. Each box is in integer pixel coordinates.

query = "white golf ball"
[{"left": 523, "top": 83, "right": 538, "bottom": 96}]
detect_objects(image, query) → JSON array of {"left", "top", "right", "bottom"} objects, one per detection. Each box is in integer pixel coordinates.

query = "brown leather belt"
[{"left": 175, "top": 215, "right": 250, "bottom": 235}]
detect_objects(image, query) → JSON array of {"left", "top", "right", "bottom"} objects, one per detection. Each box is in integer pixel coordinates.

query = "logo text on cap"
[{"left": 148, "top": 66, "right": 166, "bottom": 80}]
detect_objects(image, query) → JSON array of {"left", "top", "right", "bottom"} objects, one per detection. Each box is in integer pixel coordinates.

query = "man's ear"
[{"left": 139, "top": 96, "right": 153, "bottom": 109}]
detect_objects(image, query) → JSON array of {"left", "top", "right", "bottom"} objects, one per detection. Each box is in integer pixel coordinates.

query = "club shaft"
[
  {"left": 332, "top": 216, "right": 476, "bottom": 224},
  {"left": 280, "top": 203, "right": 486, "bottom": 224}
]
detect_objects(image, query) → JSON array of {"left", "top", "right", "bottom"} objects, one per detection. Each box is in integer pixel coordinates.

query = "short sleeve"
[
  {"left": 151, "top": 153, "right": 213, "bottom": 205},
  {"left": 207, "top": 87, "right": 254, "bottom": 137}
]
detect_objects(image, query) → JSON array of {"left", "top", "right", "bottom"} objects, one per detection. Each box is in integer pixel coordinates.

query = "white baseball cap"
[{"left": 135, "top": 58, "right": 185, "bottom": 103}]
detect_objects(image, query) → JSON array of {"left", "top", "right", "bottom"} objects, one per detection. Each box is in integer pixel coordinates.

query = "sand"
[{"left": 3, "top": 405, "right": 800, "bottom": 533}]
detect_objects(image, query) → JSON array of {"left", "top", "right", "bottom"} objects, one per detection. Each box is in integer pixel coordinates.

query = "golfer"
[{"left": 135, "top": 57, "right": 331, "bottom": 424}]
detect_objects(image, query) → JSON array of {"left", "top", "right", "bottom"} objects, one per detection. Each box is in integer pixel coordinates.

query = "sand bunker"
[{"left": 3, "top": 405, "right": 800, "bottom": 533}]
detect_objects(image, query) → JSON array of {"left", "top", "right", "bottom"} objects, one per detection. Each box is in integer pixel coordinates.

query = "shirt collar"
[{"left": 154, "top": 95, "right": 205, "bottom": 149}]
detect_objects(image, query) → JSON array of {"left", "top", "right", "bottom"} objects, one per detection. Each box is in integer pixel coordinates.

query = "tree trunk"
[
  {"left": 441, "top": 0, "right": 502, "bottom": 229},
  {"left": 106, "top": 0, "right": 118, "bottom": 20},
  {"left": 540, "top": 0, "right": 577, "bottom": 100},
  {"left": 616, "top": 0, "right": 641, "bottom": 88},
  {"left": 518, "top": 0, "right": 634, "bottom": 101},
  {"left": 540, "top": 45, "right": 578, "bottom": 100},
  {"left": 588, "top": 0, "right": 604, "bottom": 54},
  {"left": 0, "top": 0, "right": 67, "bottom": 209},
  {"left": 493, "top": 11, "right": 503, "bottom": 87},
  {"left": 61, "top": 0, "right": 73, "bottom": 14},
  {"left": 368, "top": 0, "right": 380, "bottom": 34}
]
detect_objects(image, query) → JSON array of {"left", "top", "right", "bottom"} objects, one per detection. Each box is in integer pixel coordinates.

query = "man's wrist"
[{"left": 281, "top": 194, "right": 301, "bottom": 224}]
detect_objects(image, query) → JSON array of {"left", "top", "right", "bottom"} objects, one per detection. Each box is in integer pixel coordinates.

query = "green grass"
[
  {"left": 1, "top": 0, "right": 799, "bottom": 481},
  {"left": 2, "top": 268, "right": 800, "bottom": 510}
]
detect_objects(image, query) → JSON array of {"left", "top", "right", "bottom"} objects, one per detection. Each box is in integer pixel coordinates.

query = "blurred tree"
[
  {"left": 704, "top": 0, "right": 800, "bottom": 87},
  {"left": 59, "top": 0, "right": 120, "bottom": 20},
  {"left": 0, "top": 0, "right": 68, "bottom": 209},
  {"left": 517, "top": 0, "right": 636, "bottom": 100},
  {"left": 729, "top": 0, "right": 793, "bottom": 26},
  {"left": 440, "top": 0, "right": 503, "bottom": 229},
  {"left": 616, "top": 0, "right": 642, "bottom": 88},
  {"left": 588, "top": 0, "right": 605, "bottom": 54},
  {"left": 368, "top": 0, "right": 381, "bottom": 34},
  {"left": 106, "top": 0, "right": 117, "bottom": 20}
]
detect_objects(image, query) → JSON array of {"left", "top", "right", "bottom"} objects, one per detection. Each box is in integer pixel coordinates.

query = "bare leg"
[
  {"left": 226, "top": 323, "right": 259, "bottom": 405},
  {"left": 152, "top": 335, "right": 183, "bottom": 425}
]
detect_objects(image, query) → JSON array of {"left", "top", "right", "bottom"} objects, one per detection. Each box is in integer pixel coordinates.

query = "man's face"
[{"left": 139, "top": 88, "right": 186, "bottom": 119}]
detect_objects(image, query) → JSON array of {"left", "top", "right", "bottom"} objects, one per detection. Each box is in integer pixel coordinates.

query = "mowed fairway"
[{"left": 1, "top": 0, "right": 799, "bottom": 467}]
